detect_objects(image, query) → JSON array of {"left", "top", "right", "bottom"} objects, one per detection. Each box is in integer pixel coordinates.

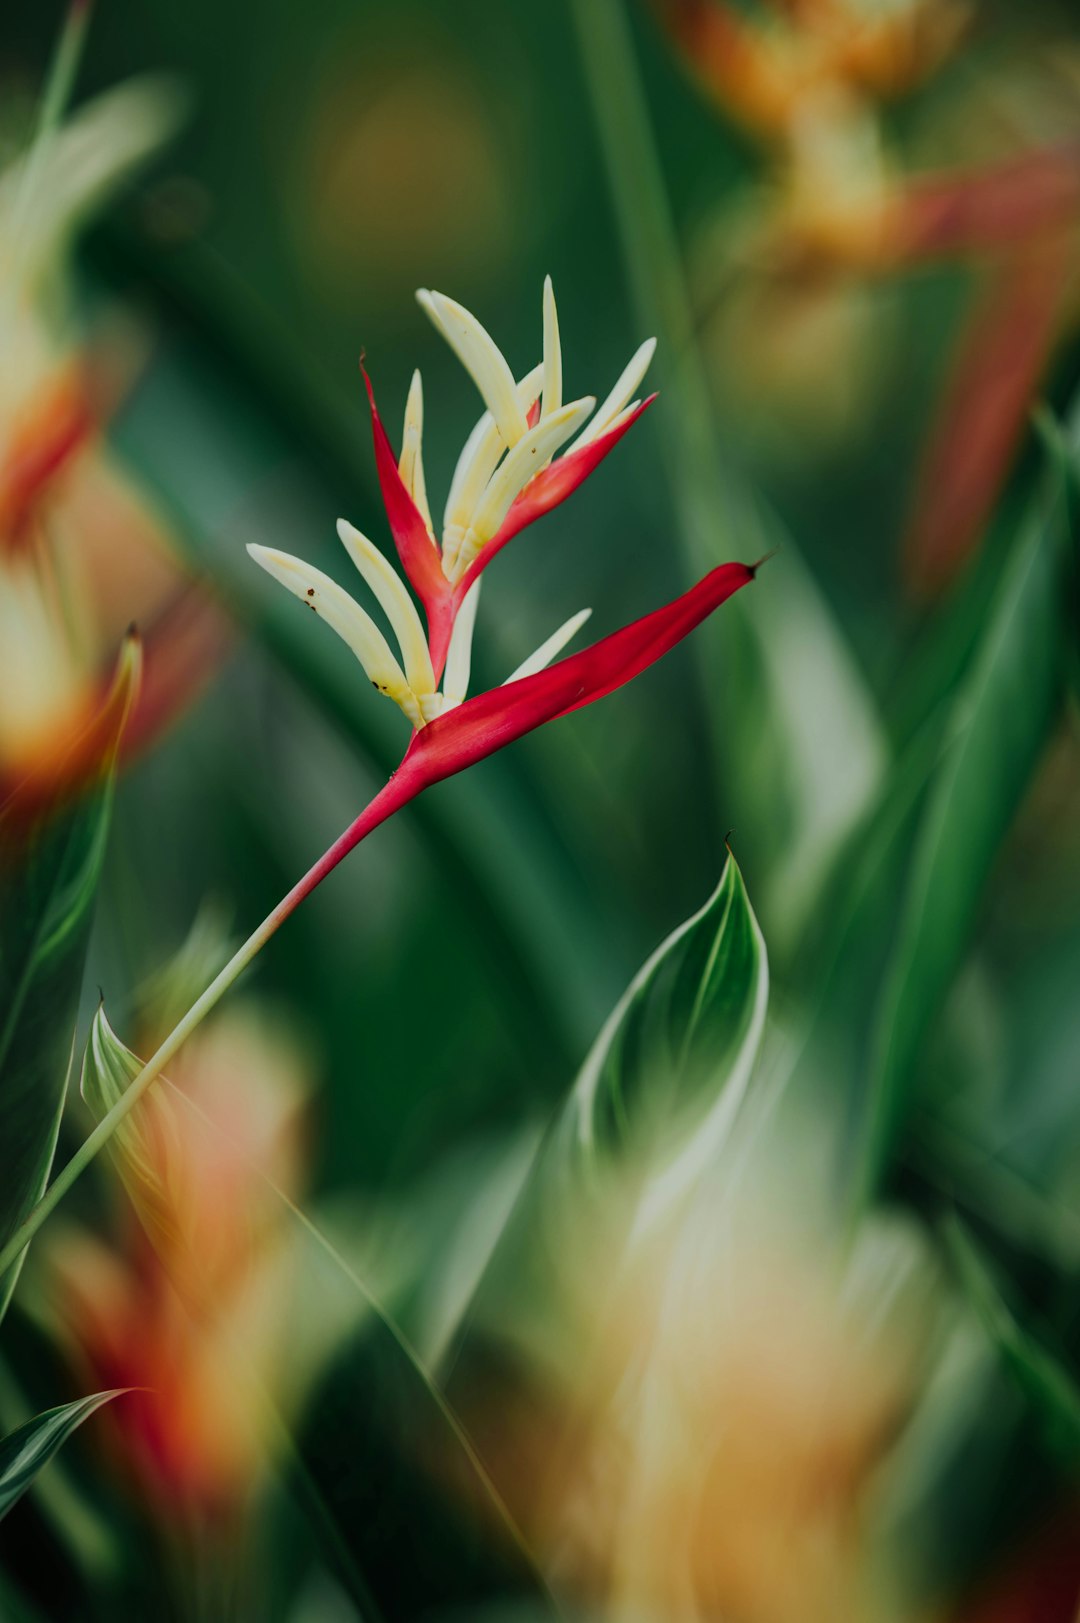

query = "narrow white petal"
[
  {"left": 247, "top": 544, "right": 408, "bottom": 697},
  {"left": 569, "top": 336, "right": 656, "bottom": 451},
  {"left": 442, "top": 578, "right": 482, "bottom": 705},
  {"left": 418, "top": 288, "right": 529, "bottom": 449},
  {"left": 335, "top": 519, "right": 435, "bottom": 696},
  {"left": 399, "top": 369, "right": 433, "bottom": 533},
  {"left": 469, "top": 396, "right": 594, "bottom": 547},
  {"left": 601, "top": 398, "right": 642, "bottom": 437},
  {"left": 504, "top": 608, "right": 592, "bottom": 684},
  {"left": 443, "top": 361, "right": 544, "bottom": 551},
  {"left": 541, "top": 274, "right": 562, "bottom": 420}
]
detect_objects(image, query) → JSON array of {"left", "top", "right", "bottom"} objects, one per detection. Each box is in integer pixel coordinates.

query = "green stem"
[{"left": 0, "top": 773, "right": 409, "bottom": 1285}]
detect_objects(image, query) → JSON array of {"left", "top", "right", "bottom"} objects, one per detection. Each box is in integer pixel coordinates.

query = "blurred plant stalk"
[{"left": 569, "top": 0, "right": 889, "bottom": 948}]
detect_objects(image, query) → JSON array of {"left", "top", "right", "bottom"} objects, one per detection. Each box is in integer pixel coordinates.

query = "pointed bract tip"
[{"left": 747, "top": 546, "right": 779, "bottom": 577}]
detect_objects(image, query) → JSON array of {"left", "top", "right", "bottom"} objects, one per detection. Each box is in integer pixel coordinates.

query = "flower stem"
[{"left": 0, "top": 772, "right": 412, "bottom": 1285}]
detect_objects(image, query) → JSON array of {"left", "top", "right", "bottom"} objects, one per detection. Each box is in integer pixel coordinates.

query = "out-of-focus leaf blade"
[
  {"left": 79, "top": 1004, "right": 184, "bottom": 1256},
  {"left": 294, "top": 1313, "right": 558, "bottom": 1623},
  {"left": 0, "top": 644, "right": 139, "bottom": 1318},
  {"left": 0, "top": 1391, "right": 128, "bottom": 1522},
  {"left": 568, "top": 0, "right": 886, "bottom": 962},
  {"left": 146, "top": 1080, "right": 556, "bottom": 1622},
  {"left": 946, "top": 1219, "right": 1080, "bottom": 1468},
  {"left": 854, "top": 407, "right": 1080, "bottom": 1207}
]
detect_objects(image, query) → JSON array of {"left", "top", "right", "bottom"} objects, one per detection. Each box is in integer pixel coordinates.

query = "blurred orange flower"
[
  {"left": 0, "top": 81, "right": 231, "bottom": 820},
  {"left": 49, "top": 1007, "right": 310, "bottom": 1528}
]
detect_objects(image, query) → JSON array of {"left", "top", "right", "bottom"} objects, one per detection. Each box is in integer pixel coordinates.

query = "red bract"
[
  {"left": 457, "top": 396, "right": 657, "bottom": 597},
  {"left": 361, "top": 361, "right": 658, "bottom": 679},
  {"left": 302, "top": 560, "right": 758, "bottom": 878},
  {"left": 361, "top": 361, "right": 452, "bottom": 666}
]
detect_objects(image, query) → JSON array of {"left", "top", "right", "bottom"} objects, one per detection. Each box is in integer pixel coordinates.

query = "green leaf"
[
  {"left": 79, "top": 1004, "right": 184, "bottom": 1255},
  {"left": 0, "top": 1390, "right": 128, "bottom": 1522},
  {"left": 853, "top": 407, "right": 1080, "bottom": 1209},
  {"left": 437, "top": 851, "right": 768, "bottom": 1398},
  {"left": 945, "top": 1218, "right": 1080, "bottom": 1468},
  {"left": 558, "top": 849, "right": 769, "bottom": 1222}
]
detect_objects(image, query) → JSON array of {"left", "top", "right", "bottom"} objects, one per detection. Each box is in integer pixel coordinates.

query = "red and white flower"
[{"left": 248, "top": 280, "right": 757, "bottom": 849}]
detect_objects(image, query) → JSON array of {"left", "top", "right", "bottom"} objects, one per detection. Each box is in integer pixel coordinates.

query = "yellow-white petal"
[
  {"left": 335, "top": 519, "right": 436, "bottom": 696},
  {"left": 468, "top": 396, "right": 594, "bottom": 549},
  {"left": 569, "top": 336, "right": 656, "bottom": 451},
  {"left": 504, "top": 608, "right": 592, "bottom": 684},
  {"left": 442, "top": 578, "right": 482, "bottom": 706},
  {"left": 399, "top": 369, "right": 432, "bottom": 533},
  {"left": 247, "top": 544, "right": 407, "bottom": 698},
  {"left": 442, "top": 363, "right": 544, "bottom": 577},
  {"left": 418, "top": 288, "right": 529, "bottom": 449},
  {"left": 541, "top": 274, "right": 562, "bottom": 420}
]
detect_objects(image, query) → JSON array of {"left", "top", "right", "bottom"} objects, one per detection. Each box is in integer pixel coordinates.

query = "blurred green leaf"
[
  {"left": 568, "top": 0, "right": 886, "bottom": 958},
  {"left": 294, "top": 1312, "right": 558, "bottom": 1623},
  {"left": 0, "top": 805, "right": 111, "bottom": 1323},
  {"left": 146, "top": 1080, "right": 556, "bottom": 1622},
  {"left": 0, "top": 644, "right": 139, "bottom": 1320},
  {"left": 853, "top": 408, "right": 1080, "bottom": 1209},
  {"left": 0, "top": 1391, "right": 128, "bottom": 1523},
  {"left": 79, "top": 1004, "right": 183, "bottom": 1256},
  {"left": 946, "top": 1218, "right": 1080, "bottom": 1469}
]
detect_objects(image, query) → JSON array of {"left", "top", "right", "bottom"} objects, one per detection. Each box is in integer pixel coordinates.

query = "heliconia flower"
[
  {"left": 357, "top": 277, "right": 657, "bottom": 675},
  {"left": 248, "top": 281, "right": 757, "bottom": 871}
]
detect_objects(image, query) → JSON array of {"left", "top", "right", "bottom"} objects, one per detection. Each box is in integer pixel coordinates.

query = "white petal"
[
  {"left": 247, "top": 544, "right": 407, "bottom": 698},
  {"left": 442, "top": 578, "right": 482, "bottom": 705},
  {"left": 418, "top": 288, "right": 529, "bottom": 449},
  {"left": 443, "top": 362, "right": 544, "bottom": 566},
  {"left": 504, "top": 608, "right": 592, "bottom": 685},
  {"left": 541, "top": 274, "right": 562, "bottom": 420},
  {"left": 399, "top": 369, "right": 433, "bottom": 533},
  {"left": 468, "top": 396, "right": 594, "bottom": 548},
  {"left": 569, "top": 336, "right": 656, "bottom": 451},
  {"left": 335, "top": 520, "right": 435, "bottom": 696},
  {"left": 601, "top": 399, "right": 642, "bottom": 437}
]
